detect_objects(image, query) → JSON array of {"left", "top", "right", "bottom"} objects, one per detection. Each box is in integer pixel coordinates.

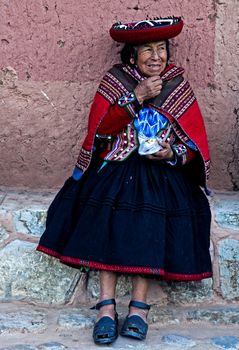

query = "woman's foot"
[
  {"left": 96, "top": 303, "right": 116, "bottom": 321},
  {"left": 127, "top": 304, "right": 148, "bottom": 323},
  {"left": 120, "top": 300, "right": 150, "bottom": 340},
  {"left": 92, "top": 299, "right": 118, "bottom": 344}
]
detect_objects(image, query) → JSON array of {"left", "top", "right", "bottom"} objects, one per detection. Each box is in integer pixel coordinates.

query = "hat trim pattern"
[
  {"left": 112, "top": 17, "right": 181, "bottom": 31},
  {"left": 110, "top": 17, "right": 184, "bottom": 44}
]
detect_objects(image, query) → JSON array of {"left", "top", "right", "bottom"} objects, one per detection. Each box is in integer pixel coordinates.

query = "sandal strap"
[
  {"left": 129, "top": 300, "right": 151, "bottom": 310},
  {"left": 91, "top": 298, "right": 116, "bottom": 310}
]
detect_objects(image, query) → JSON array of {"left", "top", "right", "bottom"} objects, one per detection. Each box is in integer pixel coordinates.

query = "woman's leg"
[
  {"left": 97, "top": 270, "right": 118, "bottom": 320},
  {"left": 120, "top": 275, "right": 150, "bottom": 340},
  {"left": 129, "top": 275, "right": 150, "bottom": 321}
]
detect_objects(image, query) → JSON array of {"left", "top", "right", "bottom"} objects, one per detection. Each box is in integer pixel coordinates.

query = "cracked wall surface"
[
  {"left": 0, "top": 0, "right": 238, "bottom": 190},
  {"left": 204, "top": 0, "right": 239, "bottom": 190}
]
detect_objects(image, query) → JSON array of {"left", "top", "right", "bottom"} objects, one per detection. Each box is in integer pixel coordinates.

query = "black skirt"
[{"left": 37, "top": 151, "right": 212, "bottom": 281}]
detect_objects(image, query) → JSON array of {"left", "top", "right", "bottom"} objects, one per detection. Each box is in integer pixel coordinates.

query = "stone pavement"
[{"left": 1, "top": 302, "right": 239, "bottom": 350}]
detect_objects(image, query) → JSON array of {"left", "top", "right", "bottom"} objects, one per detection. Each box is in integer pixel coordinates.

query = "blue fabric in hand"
[{"left": 133, "top": 107, "right": 170, "bottom": 155}]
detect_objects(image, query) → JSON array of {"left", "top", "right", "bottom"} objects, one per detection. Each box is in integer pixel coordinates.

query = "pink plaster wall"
[
  {"left": 0, "top": 0, "right": 215, "bottom": 84},
  {"left": 0, "top": 0, "right": 238, "bottom": 190}
]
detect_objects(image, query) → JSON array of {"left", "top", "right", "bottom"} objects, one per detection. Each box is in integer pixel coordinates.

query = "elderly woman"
[{"left": 37, "top": 17, "right": 212, "bottom": 345}]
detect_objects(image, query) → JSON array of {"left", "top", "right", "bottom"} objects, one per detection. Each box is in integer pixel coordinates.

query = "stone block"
[
  {"left": 214, "top": 198, "right": 239, "bottom": 231},
  {"left": 0, "top": 346, "right": 38, "bottom": 350},
  {"left": 161, "top": 334, "right": 196, "bottom": 348},
  {"left": 0, "top": 310, "right": 47, "bottom": 334},
  {"left": 57, "top": 308, "right": 94, "bottom": 329},
  {"left": 186, "top": 306, "right": 239, "bottom": 324},
  {"left": 149, "top": 307, "right": 180, "bottom": 325},
  {"left": 160, "top": 279, "right": 213, "bottom": 304},
  {"left": 12, "top": 209, "right": 47, "bottom": 237},
  {"left": 0, "top": 224, "right": 9, "bottom": 243},
  {"left": 0, "top": 191, "right": 6, "bottom": 204},
  {"left": 38, "top": 342, "right": 67, "bottom": 350},
  {"left": 211, "top": 336, "right": 239, "bottom": 350},
  {"left": 0, "top": 240, "right": 81, "bottom": 304},
  {"left": 218, "top": 239, "right": 239, "bottom": 299}
]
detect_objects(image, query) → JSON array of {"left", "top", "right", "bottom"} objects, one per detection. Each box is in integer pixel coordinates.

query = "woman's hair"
[{"left": 120, "top": 40, "right": 170, "bottom": 66}]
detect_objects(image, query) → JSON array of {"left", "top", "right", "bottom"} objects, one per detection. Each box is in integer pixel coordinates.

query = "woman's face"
[{"left": 133, "top": 41, "right": 168, "bottom": 77}]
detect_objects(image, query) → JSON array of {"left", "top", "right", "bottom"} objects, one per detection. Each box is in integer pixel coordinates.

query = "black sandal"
[
  {"left": 120, "top": 300, "right": 151, "bottom": 340},
  {"left": 92, "top": 298, "right": 118, "bottom": 344}
]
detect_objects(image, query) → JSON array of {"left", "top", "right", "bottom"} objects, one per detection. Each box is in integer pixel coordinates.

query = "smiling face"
[{"left": 133, "top": 41, "right": 168, "bottom": 77}]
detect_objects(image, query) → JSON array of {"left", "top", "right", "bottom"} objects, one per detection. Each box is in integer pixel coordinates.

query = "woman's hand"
[
  {"left": 146, "top": 141, "right": 174, "bottom": 161},
  {"left": 134, "top": 77, "right": 163, "bottom": 103}
]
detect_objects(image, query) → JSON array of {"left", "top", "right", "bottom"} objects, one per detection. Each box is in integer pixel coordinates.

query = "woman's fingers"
[
  {"left": 134, "top": 77, "right": 163, "bottom": 102},
  {"left": 145, "top": 77, "right": 162, "bottom": 92},
  {"left": 150, "top": 76, "right": 163, "bottom": 85},
  {"left": 146, "top": 142, "right": 174, "bottom": 161},
  {"left": 159, "top": 141, "right": 170, "bottom": 149}
]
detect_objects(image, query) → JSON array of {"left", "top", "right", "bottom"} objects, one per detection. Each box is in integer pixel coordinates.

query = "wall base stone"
[
  {"left": 159, "top": 279, "right": 213, "bottom": 304},
  {"left": 186, "top": 306, "right": 239, "bottom": 325},
  {"left": 0, "top": 225, "right": 9, "bottom": 243},
  {"left": 214, "top": 195, "right": 239, "bottom": 231},
  {"left": 0, "top": 240, "right": 81, "bottom": 304},
  {"left": 13, "top": 210, "right": 47, "bottom": 237},
  {"left": 218, "top": 239, "right": 239, "bottom": 300}
]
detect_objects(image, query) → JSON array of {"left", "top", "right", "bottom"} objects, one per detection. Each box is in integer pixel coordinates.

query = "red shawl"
[{"left": 76, "top": 64, "right": 210, "bottom": 185}]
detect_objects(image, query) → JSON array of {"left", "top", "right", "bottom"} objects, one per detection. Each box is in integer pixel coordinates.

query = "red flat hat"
[{"left": 110, "top": 17, "right": 184, "bottom": 44}]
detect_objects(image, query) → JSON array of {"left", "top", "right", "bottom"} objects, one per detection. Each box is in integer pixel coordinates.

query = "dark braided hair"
[{"left": 120, "top": 40, "right": 170, "bottom": 66}]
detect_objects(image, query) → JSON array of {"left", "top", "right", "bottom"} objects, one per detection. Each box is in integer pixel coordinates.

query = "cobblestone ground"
[{"left": 1, "top": 302, "right": 239, "bottom": 350}]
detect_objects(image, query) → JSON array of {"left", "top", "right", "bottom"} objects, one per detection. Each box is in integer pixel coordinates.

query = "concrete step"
[{"left": 1, "top": 302, "right": 239, "bottom": 350}]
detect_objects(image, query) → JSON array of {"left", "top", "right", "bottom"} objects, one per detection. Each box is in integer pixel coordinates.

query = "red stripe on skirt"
[{"left": 37, "top": 245, "right": 212, "bottom": 281}]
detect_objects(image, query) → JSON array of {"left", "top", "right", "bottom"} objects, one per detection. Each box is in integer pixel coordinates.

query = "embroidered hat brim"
[{"left": 110, "top": 17, "right": 184, "bottom": 44}]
